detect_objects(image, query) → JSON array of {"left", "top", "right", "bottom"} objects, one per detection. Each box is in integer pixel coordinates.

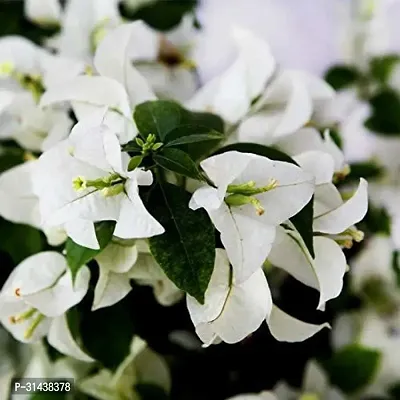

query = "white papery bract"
[
  {"left": 0, "top": 252, "right": 92, "bottom": 361},
  {"left": 79, "top": 336, "right": 171, "bottom": 400},
  {"left": 187, "top": 27, "right": 276, "bottom": 125},
  {"left": 0, "top": 160, "right": 66, "bottom": 246},
  {"left": 32, "top": 114, "right": 164, "bottom": 249},
  {"left": 268, "top": 151, "right": 368, "bottom": 310},
  {"left": 187, "top": 250, "right": 329, "bottom": 346},
  {"left": 92, "top": 239, "right": 182, "bottom": 311},
  {"left": 0, "top": 36, "right": 83, "bottom": 151},
  {"left": 190, "top": 151, "right": 314, "bottom": 283},
  {"left": 24, "top": 0, "right": 62, "bottom": 27},
  {"left": 238, "top": 70, "right": 334, "bottom": 142},
  {"left": 274, "top": 360, "right": 346, "bottom": 400}
]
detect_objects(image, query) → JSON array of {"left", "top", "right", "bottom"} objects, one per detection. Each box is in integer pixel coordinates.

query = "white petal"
[
  {"left": 189, "top": 186, "right": 224, "bottom": 211},
  {"left": 290, "top": 70, "right": 335, "bottom": 102},
  {"left": 69, "top": 119, "right": 119, "bottom": 172},
  {"left": 212, "top": 269, "right": 272, "bottom": 344},
  {"left": 209, "top": 202, "right": 277, "bottom": 283},
  {"left": 0, "top": 161, "right": 42, "bottom": 229},
  {"left": 24, "top": 0, "right": 61, "bottom": 26},
  {"left": 94, "top": 22, "right": 156, "bottom": 106},
  {"left": 303, "top": 360, "right": 329, "bottom": 394},
  {"left": 199, "top": 151, "right": 253, "bottom": 192},
  {"left": 313, "top": 179, "right": 368, "bottom": 234},
  {"left": 130, "top": 252, "right": 182, "bottom": 307},
  {"left": 96, "top": 242, "right": 138, "bottom": 274},
  {"left": 268, "top": 227, "right": 319, "bottom": 290},
  {"left": 8, "top": 252, "right": 66, "bottom": 298},
  {"left": 41, "top": 111, "right": 73, "bottom": 152},
  {"left": 64, "top": 220, "right": 99, "bottom": 250},
  {"left": 186, "top": 249, "right": 231, "bottom": 325},
  {"left": 92, "top": 269, "right": 132, "bottom": 311},
  {"left": 293, "top": 151, "right": 335, "bottom": 185},
  {"left": 0, "top": 36, "right": 40, "bottom": 74},
  {"left": 313, "top": 237, "right": 347, "bottom": 310},
  {"left": 323, "top": 129, "right": 346, "bottom": 172},
  {"left": 0, "top": 303, "right": 51, "bottom": 343},
  {"left": 314, "top": 183, "right": 343, "bottom": 218},
  {"left": 114, "top": 179, "right": 164, "bottom": 239},
  {"left": 268, "top": 230, "right": 347, "bottom": 310},
  {"left": 48, "top": 314, "right": 94, "bottom": 362},
  {"left": 40, "top": 76, "right": 132, "bottom": 119},
  {"left": 268, "top": 306, "right": 330, "bottom": 343},
  {"left": 233, "top": 156, "right": 315, "bottom": 226},
  {"left": 25, "top": 266, "right": 90, "bottom": 317}
]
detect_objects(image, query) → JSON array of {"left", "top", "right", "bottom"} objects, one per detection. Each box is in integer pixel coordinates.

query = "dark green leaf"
[
  {"left": 65, "top": 221, "right": 115, "bottom": 281},
  {"left": 0, "top": 219, "right": 43, "bottom": 264},
  {"left": 122, "top": 140, "right": 143, "bottom": 154},
  {"left": 392, "top": 251, "right": 400, "bottom": 288},
  {"left": 347, "top": 161, "right": 384, "bottom": 181},
  {"left": 365, "top": 89, "right": 400, "bottom": 135},
  {"left": 165, "top": 125, "right": 224, "bottom": 147},
  {"left": 153, "top": 148, "right": 200, "bottom": 179},
  {"left": 80, "top": 296, "right": 136, "bottom": 370},
  {"left": 134, "top": 100, "right": 184, "bottom": 140},
  {"left": 364, "top": 206, "right": 391, "bottom": 236},
  {"left": 389, "top": 382, "right": 400, "bottom": 399},
  {"left": 290, "top": 196, "right": 315, "bottom": 259},
  {"left": 214, "top": 143, "right": 315, "bottom": 258},
  {"left": 128, "top": 155, "right": 144, "bottom": 171},
  {"left": 148, "top": 183, "right": 215, "bottom": 303},
  {"left": 325, "top": 65, "right": 361, "bottom": 90},
  {"left": 120, "top": 0, "right": 197, "bottom": 32},
  {"left": 0, "top": 146, "right": 25, "bottom": 173},
  {"left": 182, "top": 111, "right": 224, "bottom": 133},
  {"left": 326, "top": 344, "right": 381, "bottom": 394},
  {"left": 370, "top": 55, "right": 400, "bottom": 85}
]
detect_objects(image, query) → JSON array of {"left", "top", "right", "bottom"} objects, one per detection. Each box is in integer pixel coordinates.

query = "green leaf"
[
  {"left": 165, "top": 125, "right": 224, "bottom": 147},
  {"left": 147, "top": 183, "right": 215, "bottom": 303},
  {"left": 360, "top": 205, "right": 391, "bottom": 236},
  {"left": 65, "top": 221, "right": 115, "bottom": 281},
  {"left": 153, "top": 148, "right": 200, "bottom": 180},
  {"left": 326, "top": 344, "right": 381, "bottom": 394},
  {"left": 183, "top": 110, "right": 224, "bottom": 133},
  {"left": 80, "top": 297, "right": 136, "bottom": 371},
  {"left": 214, "top": 143, "right": 315, "bottom": 258},
  {"left": 0, "top": 146, "right": 25, "bottom": 173},
  {"left": 128, "top": 155, "right": 144, "bottom": 171},
  {"left": 0, "top": 219, "right": 43, "bottom": 264},
  {"left": 134, "top": 100, "right": 184, "bottom": 141},
  {"left": 120, "top": 0, "right": 197, "bottom": 32},
  {"left": 324, "top": 65, "right": 361, "bottom": 90},
  {"left": 370, "top": 55, "right": 400, "bottom": 85},
  {"left": 365, "top": 89, "right": 400, "bottom": 135}
]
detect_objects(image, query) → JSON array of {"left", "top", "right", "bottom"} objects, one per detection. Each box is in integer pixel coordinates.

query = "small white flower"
[
  {"left": 190, "top": 151, "right": 315, "bottom": 283},
  {"left": 187, "top": 250, "right": 329, "bottom": 346},
  {"left": 24, "top": 0, "right": 62, "bottom": 28},
  {"left": 79, "top": 336, "right": 171, "bottom": 400},
  {"left": 0, "top": 252, "right": 92, "bottom": 361},
  {"left": 187, "top": 27, "right": 276, "bottom": 125},
  {"left": 0, "top": 36, "right": 83, "bottom": 151},
  {"left": 129, "top": 240, "right": 183, "bottom": 307},
  {"left": 33, "top": 114, "right": 164, "bottom": 249},
  {"left": 268, "top": 151, "right": 368, "bottom": 310},
  {"left": 274, "top": 360, "right": 346, "bottom": 400},
  {"left": 238, "top": 70, "right": 334, "bottom": 142}
]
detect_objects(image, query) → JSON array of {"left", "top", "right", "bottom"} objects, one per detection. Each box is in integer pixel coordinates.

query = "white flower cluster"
[{"left": 0, "top": 1, "right": 370, "bottom": 396}]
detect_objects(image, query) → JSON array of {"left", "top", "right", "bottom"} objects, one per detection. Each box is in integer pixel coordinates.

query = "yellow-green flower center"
[{"left": 72, "top": 173, "right": 126, "bottom": 197}]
